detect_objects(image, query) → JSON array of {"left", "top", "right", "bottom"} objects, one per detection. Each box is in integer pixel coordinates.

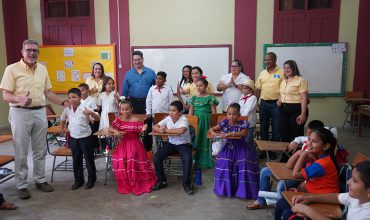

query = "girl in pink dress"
[{"left": 109, "top": 100, "right": 157, "bottom": 195}]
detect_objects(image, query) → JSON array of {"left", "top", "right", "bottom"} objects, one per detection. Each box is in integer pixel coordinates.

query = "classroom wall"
[
  {"left": 129, "top": 0, "right": 234, "bottom": 47},
  {"left": 254, "top": 0, "right": 360, "bottom": 127},
  {"left": 0, "top": 0, "right": 361, "bottom": 127},
  {"left": 0, "top": 1, "right": 9, "bottom": 127}
]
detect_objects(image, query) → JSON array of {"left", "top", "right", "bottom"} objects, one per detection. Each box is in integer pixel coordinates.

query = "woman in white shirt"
[{"left": 217, "top": 59, "right": 250, "bottom": 112}]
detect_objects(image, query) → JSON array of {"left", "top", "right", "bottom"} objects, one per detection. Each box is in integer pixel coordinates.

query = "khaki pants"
[{"left": 9, "top": 107, "right": 48, "bottom": 189}]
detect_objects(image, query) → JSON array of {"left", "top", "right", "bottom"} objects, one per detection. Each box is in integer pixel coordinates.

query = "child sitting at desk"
[
  {"left": 274, "top": 127, "right": 339, "bottom": 220},
  {"left": 152, "top": 100, "right": 194, "bottom": 195},
  {"left": 247, "top": 120, "right": 325, "bottom": 210},
  {"left": 209, "top": 103, "right": 260, "bottom": 199},
  {"left": 289, "top": 160, "right": 370, "bottom": 220},
  {"left": 60, "top": 88, "right": 100, "bottom": 190},
  {"left": 109, "top": 99, "right": 157, "bottom": 195}
]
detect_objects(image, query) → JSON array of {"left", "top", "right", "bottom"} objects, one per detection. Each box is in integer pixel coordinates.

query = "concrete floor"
[{"left": 0, "top": 126, "right": 369, "bottom": 220}]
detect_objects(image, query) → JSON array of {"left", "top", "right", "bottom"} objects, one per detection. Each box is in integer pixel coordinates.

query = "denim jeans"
[
  {"left": 259, "top": 100, "right": 280, "bottom": 141},
  {"left": 246, "top": 126, "right": 255, "bottom": 148},
  {"left": 257, "top": 167, "right": 300, "bottom": 206}
]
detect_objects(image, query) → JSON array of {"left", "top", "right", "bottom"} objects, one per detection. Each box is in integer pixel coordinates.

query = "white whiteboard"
[
  {"left": 132, "top": 46, "right": 231, "bottom": 93},
  {"left": 265, "top": 43, "right": 347, "bottom": 96}
]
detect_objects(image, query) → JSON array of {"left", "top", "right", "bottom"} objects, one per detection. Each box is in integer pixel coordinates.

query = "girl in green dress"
[{"left": 189, "top": 77, "right": 218, "bottom": 168}]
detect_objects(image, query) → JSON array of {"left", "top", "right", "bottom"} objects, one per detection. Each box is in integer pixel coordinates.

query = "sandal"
[
  {"left": 246, "top": 202, "right": 264, "bottom": 210},
  {"left": 0, "top": 201, "right": 17, "bottom": 210}
]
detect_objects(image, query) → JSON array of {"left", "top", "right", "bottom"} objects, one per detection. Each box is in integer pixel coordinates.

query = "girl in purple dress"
[{"left": 209, "top": 103, "right": 260, "bottom": 199}]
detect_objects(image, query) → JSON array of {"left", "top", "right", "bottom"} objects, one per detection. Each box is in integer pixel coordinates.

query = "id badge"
[{"left": 273, "top": 74, "right": 280, "bottom": 78}]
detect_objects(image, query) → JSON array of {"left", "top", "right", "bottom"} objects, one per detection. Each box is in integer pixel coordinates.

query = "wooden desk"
[
  {"left": 46, "top": 114, "right": 61, "bottom": 119},
  {"left": 266, "top": 162, "right": 302, "bottom": 181},
  {"left": 358, "top": 106, "right": 370, "bottom": 137},
  {"left": 206, "top": 131, "right": 241, "bottom": 139},
  {"left": 47, "top": 125, "right": 64, "bottom": 134},
  {"left": 344, "top": 98, "right": 370, "bottom": 128},
  {"left": 266, "top": 162, "right": 303, "bottom": 190},
  {"left": 255, "top": 140, "right": 289, "bottom": 161},
  {"left": 282, "top": 191, "right": 342, "bottom": 219},
  {"left": 0, "top": 135, "right": 12, "bottom": 143},
  {"left": 94, "top": 128, "right": 122, "bottom": 136}
]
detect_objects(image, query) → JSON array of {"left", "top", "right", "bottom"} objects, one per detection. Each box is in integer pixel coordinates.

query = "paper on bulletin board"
[{"left": 39, "top": 44, "right": 116, "bottom": 93}]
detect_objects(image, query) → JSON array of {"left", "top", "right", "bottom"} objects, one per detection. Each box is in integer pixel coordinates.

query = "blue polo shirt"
[{"left": 122, "top": 66, "right": 156, "bottom": 98}]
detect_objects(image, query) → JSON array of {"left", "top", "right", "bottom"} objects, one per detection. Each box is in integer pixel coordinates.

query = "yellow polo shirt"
[
  {"left": 85, "top": 76, "right": 103, "bottom": 99},
  {"left": 280, "top": 76, "right": 308, "bottom": 103},
  {"left": 255, "top": 66, "right": 284, "bottom": 100},
  {"left": 0, "top": 59, "right": 52, "bottom": 107},
  {"left": 184, "top": 82, "right": 214, "bottom": 97}
]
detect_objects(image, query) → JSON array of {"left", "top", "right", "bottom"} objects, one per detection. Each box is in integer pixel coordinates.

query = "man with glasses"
[
  {"left": 0, "top": 39, "right": 68, "bottom": 199},
  {"left": 255, "top": 52, "right": 284, "bottom": 159}
]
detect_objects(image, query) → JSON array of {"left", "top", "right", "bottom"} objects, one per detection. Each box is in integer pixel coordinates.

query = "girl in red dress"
[{"left": 109, "top": 100, "right": 157, "bottom": 195}]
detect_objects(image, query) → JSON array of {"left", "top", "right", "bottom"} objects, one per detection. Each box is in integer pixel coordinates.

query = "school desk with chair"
[
  {"left": 255, "top": 140, "right": 290, "bottom": 161},
  {"left": 266, "top": 162, "right": 304, "bottom": 191},
  {"left": 0, "top": 134, "right": 14, "bottom": 184},
  {"left": 282, "top": 191, "right": 342, "bottom": 219}
]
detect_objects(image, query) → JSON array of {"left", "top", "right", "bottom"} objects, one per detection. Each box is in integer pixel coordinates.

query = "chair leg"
[
  {"left": 104, "top": 156, "right": 110, "bottom": 185},
  {"left": 51, "top": 156, "right": 57, "bottom": 182}
]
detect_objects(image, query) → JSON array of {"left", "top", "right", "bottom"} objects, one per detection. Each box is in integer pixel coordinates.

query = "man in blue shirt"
[
  {"left": 122, "top": 50, "right": 156, "bottom": 151},
  {"left": 122, "top": 50, "right": 156, "bottom": 113}
]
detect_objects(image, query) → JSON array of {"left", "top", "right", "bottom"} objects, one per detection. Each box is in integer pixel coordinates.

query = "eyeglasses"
[
  {"left": 231, "top": 65, "right": 239, "bottom": 68},
  {"left": 24, "top": 49, "right": 39, "bottom": 54}
]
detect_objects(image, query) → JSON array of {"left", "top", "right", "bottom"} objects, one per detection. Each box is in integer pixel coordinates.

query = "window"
[
  {"left": 274, "top": 0, "right": 340, "bottom": 43},
  {"left": 41, "top": 0, "right": 95, "bottom": 45}
]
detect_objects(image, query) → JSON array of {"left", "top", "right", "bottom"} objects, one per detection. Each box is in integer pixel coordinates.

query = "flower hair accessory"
[
  {"left": 200, "top": 75, "right": 208, "bottom": 79},
  {"left": 226, "top": 100, "right": 234, "bottom": 110}
]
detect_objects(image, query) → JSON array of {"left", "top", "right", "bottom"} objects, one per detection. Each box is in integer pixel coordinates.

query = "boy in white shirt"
[
  {"left": 78, "top": 83, "right": 97, "bottom": 110},
  {"left": 145, "top": 71, "right": 174, "bottom": 151},
  {"left": 79, "top": 83, "right": 99, "bottom": 152},
  {"left": 151, "top": 100, "right": 193, "bottom": 195},
  {"left": 238, "top": 79, "right": 257, "bottom": 147},
  {"left": 291, "top": 160, "right": 370, "bottom": 220},
  {"left": 60, "top": 88, "right": 100, "bottom": 190},
  {"left": 146, "top": 71, "right": 174, "bottom": 117}
]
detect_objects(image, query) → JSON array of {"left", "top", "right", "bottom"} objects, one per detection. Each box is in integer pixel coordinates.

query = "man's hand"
[{"left": 18, "top": 91, "right": 32, "bottom": 107}]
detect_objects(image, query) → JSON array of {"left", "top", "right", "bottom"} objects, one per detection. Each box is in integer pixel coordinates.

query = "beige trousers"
[{"left": 9, "top": 107, "right": 48, "bottom": 189}]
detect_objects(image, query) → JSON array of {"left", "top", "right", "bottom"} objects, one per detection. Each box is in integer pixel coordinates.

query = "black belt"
[
  {"left": 13, "top": 106, "right": 45, "bottom": 110},
  {"left": 261, "top": 99, "right": 278, "bottom": 103},
  {"left": 129, "top": 97, "right": 146, "bottom": 101}
]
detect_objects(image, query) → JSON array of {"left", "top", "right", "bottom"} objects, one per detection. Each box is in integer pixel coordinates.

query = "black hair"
[
  {"left": 132, "top": 50, "right": 143, "bottom": 59},
  {"left": 227, "top": 103, "right": 241, "bottom": 113},
  {"left": 311, "top": 127, "right": 339, "bottom": 174},
  {"left": 157, "top": 71, "right": 167, "bottom": 79},
  {"left": 120, "top": 99, "right": 133, "bottom": 109},
  {"left": 78, "top": 83, "right": 89, "bottom": 90},
  {"left": 191, "top": 66, "right": 203, "bottom": 75},
  {"left": 197, "top": 78, "right": 209, "bottom": 87},
  {"left": 180, "top": 65, "right": 193, "bottom": 85},
  {"left": 283, "top": 60, "right": 301, "bottom": 77},
  {"left": 68, "top": 88, "right": 81, "bottom": 97},
  {"left": 101, "top": 76, "right": 115, "bottom": 93},
  {"left": 232, "top": 59, "right": 245, "bottom": 73},
  {"left": 266, "top": 52, "right": 277, "bottom": 61},
  {"left": 91, "top": 62, "right": 106, "bottom": 78},
  {"left": 308, "top": 120, "right": 324, "bottom": 130},
  {"left": 355, "top": 160, "right": 370, "bottom": 188},
  {"left": 170, "top": 100, "right": 183, "bottom": 112}
]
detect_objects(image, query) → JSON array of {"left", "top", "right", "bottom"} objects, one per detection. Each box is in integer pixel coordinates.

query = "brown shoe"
[
  {"left": 35, "top": 182, "right": 54, "bottom": 192},
  {"left": 17, "top": 188, "right": 31, "bottom": 199}
]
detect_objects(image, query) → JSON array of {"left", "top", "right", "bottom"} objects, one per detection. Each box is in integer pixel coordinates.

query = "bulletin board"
[
  {"left": 264, "top": 43, "right": 347, "bottom": 97},
  {"left": 39, "top": 44, "right": 116, "bottom": 93}
]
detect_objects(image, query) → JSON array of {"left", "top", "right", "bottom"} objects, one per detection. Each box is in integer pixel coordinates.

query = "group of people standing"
[{"left": 0, "top": 39, "right": 309, "bottom": 209}]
